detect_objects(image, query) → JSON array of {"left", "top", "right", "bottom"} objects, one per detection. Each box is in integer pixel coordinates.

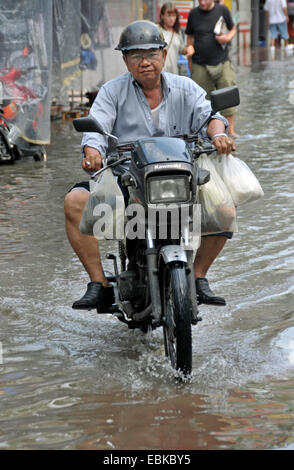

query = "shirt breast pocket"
[{"left": 169, "top": 124, "right": 184, "bottom": 136}]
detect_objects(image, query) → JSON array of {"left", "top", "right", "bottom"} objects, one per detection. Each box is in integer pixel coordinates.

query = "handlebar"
[
  {"left": 106, "top": 154, "right": 131, "bottom": 165},
  {"left": 193, "top": 142, "right": 216, "bottom": 157},
  {"left": 104, "top": 137, "right": 216, "bottom": 164},
  {"left": 172, "top": 134, "right": 217, "bottom": 157},
  {"left": 91, "top": 135, "right": 217, "bottom": 179},
  {"left": 106, "top": 155, "right": 120, "bottom": 165},
  {"left": 90, "top": 154, "right": 131, "bottom": 179}
]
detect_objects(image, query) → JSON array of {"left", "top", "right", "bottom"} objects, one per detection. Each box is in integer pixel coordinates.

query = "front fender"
[
  {"left": 159, "top": 244, "right": 200, "bottom": 323},
  {"left": 159, "top": 245, "right": 187, "bottom": 265}
]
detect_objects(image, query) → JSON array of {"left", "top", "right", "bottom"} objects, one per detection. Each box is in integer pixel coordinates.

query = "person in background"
[
  {"left": 215, "top": 0, "right": 225, "bottom": 4},
  {"left": 264, "top": 0, "right": 293, "bottom": 50},
  {"left": 185, "top": 0, "right": 238, "bottom": 138},
  {"left": 158, "top": 2, "right": 188, "bottom": 74}
]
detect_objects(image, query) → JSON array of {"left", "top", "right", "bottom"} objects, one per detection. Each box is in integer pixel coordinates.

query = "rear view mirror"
[
  {"left": 73, "top": 116, "right": 118, "bottom": 150},
  {"left": 210, "top": 86, "right": 240, "bottom": 113},
  {"left": 73, "top": 116, "right": 105, "bottom": 134}
]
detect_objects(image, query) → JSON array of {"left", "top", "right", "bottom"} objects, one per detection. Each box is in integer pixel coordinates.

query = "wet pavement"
[{"left": 0, "top": 47, "right": 294, "bottom": 450}]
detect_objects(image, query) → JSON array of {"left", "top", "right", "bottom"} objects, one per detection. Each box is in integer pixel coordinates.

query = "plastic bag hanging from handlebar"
[
  {"left": 197, "top": 153, "right": 238, "bottom": 235},
  {"left": 79, "top": 168, "right": 125, "bottom": 240},
  {"left": 212, "top": 153, "right": 264, "bottom": 206}
]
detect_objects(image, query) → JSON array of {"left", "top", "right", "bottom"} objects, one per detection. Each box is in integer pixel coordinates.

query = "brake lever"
[
  {"left": 193, "top": 143, "right": 216, "bottom": 158},
  {"left": 90, "top": 156, "right": 130, "bottom": 180}
]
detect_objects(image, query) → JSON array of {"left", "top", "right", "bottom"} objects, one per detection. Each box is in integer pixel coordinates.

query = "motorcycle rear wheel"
[{"left": 162, "top": 262, "right": 192, "bottom": 376}]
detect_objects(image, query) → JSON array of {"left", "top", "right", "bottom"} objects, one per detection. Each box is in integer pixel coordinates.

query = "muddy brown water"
[{"left": 0, "top": 48, "right": 294, "bottom": 450}]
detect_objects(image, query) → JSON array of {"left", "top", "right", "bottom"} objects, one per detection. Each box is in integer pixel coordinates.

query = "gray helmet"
[{"left": 115, "top": 20, "right": 167, "bottom": 52}]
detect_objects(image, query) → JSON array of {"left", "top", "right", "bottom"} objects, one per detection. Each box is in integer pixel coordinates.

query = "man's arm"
[
  {"left": 283, "top": 6, "right": 290, "bottom": 23},
  {"left": 81, "top": 83, "right": 117, "bottom": 172},
  {"left": 215, "top": 6, "right": 237, "bottom": 45},
  {"left": 185, "top": 9, "right": 196, "bottom": 58},
  {"left": 215, "top": 25, "right": 237, "bottom": 45},
  {"left": 186, "top": 34, "right": 195, "bottom": 58},
  {"left": 207, "top": 118, "right": 235, "bottom": 154}
]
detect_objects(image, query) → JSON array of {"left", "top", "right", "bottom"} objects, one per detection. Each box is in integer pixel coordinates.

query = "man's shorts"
[
  {"left": 269, "top": 22, "right": 289, "bottom": 40},
  {"left": 68, "top": 181, "right": 91, "bottom": 193},
  {"left": 191, "top": 60, "right": 237, "bottom": 117},
  {"left": 68, "top": 181, "right": 233, "bottom": 239}
]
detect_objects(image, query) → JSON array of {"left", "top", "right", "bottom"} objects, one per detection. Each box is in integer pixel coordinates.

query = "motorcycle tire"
[
  {"left": 0, "top": 137, "right": 13, "bottom": 162},
  {"left": 162, "top": 262, "right": 192, "bottom": 376}
]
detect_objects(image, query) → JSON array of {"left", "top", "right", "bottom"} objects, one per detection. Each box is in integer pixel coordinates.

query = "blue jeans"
[{"left": 269, "top": 22, "right": 289, "bottom": 40}]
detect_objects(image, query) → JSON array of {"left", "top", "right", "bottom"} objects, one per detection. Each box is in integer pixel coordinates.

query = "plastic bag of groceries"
[
  {"left": 79, "top": 168, "right": 125, "bottom": 240},
  {"left": 213, "top": 153, "right": 264, "bottom": 206},
  {"left": 197, "top": 153, "right": 237, "bottom": 235}
]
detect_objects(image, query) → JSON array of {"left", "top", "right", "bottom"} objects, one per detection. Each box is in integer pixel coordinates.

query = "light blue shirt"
[{"left": 81, "top": 71, "right": 227, "bottom": 157}]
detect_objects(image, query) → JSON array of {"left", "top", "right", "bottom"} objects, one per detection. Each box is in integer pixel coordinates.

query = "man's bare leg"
[
  {"left": 64, "top": 190, "right": 110, "bottom": 287},
  {"left": 194, "top": 235, "right": 227, "bottom": 278}
]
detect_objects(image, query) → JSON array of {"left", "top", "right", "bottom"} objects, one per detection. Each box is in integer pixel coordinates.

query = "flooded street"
[{"left": 1, "top": 48, "right": 294, "bottom": 450}]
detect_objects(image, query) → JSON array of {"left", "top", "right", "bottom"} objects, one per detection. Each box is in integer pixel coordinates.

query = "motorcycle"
[
  {"left": 0, "top": 65, "right": 47, "bottom": 163},
  {"left": 73, "top": 85, "right": 240, "bottom": 378}
]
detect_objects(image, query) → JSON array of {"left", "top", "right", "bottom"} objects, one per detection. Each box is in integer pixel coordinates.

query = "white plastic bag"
[
  {"left": 198, "top": 154, "right": 237, "bottom": 234},
  {"left": 213, "top": 153, "right": 264, "bottom": 206},
  {"left": 79, "top": 168, "right": 125, "bottom": 240}
]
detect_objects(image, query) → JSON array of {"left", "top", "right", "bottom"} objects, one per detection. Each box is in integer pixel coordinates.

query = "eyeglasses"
[{"left": 126, "top": 50, "right": 162, "bottom": 64}]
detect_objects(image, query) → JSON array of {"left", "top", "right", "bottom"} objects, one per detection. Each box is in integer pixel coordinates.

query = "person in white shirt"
[
  {"left": 264, "top": 0, "right": 292, "bottom": 49},
  {"left": 158, "top": 2, "right": 188, "bottom": 74}
]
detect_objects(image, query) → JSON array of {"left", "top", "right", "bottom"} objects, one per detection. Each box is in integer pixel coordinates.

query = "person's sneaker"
[
  {"left": 195, "top": 278, "right": 226, "bottom": 306},
  {"left": 72, "top": 282, "right": 115, "bottom": 311}
]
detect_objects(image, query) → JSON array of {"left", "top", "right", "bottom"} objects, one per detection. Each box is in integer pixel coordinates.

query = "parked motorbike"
[
  {"left": 73, "top": 86, "right": 240, "bottom": 378},
  {"left": 0, "top": 66, "right": 47, "bottom": 163}
]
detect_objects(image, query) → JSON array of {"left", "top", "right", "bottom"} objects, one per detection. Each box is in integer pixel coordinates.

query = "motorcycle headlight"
[{"left": 147, "top": 175, "right": 190, "bottom": 204}]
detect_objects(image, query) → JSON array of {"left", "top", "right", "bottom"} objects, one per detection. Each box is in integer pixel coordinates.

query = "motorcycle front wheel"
[{"left": 162, "top": 262, "right": 192, "bottom": 377}]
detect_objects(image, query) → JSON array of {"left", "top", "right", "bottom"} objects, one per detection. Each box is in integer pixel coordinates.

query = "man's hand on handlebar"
[
  {"left": 211, "top": 135, "right": 236, "bottom": 155},
  {"left": 82, "top": 146, "right": 103, "bottom": 172}
]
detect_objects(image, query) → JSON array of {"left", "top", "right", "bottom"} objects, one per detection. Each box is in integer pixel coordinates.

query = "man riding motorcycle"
[{"left": 64, "top": 20, "right": 235, "bottom": 311}]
